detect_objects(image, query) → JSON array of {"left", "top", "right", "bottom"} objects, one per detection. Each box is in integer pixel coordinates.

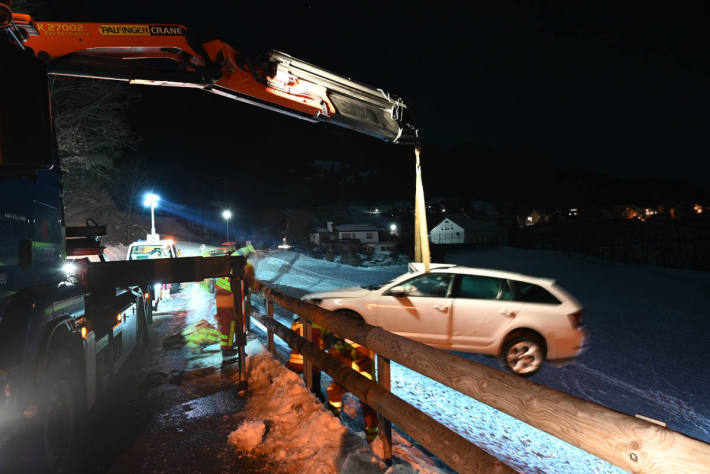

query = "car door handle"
[
  {"left": 433, "top": 305, "right": 449, "bottom": 312},
  {"left": 498, "top": 309, "right": 517, "bottom": 317}
]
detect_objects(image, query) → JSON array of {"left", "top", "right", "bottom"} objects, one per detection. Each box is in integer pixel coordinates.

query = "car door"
[
  {"left": 450, "top": 275, "right": 521, "bottom": 351},
  {"left": 374, "top": 273, "right": 454, "bottom": 346}
]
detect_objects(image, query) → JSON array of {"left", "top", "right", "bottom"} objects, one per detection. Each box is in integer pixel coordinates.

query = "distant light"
[
  {"left": 390, "top": 223, "right": 397, "bottom": 232},
  {"left": 442, "top": 208, "right": 446, "bottom": 213},
  {"left": 62, "top": 262, "right": 77, "bottom": 275},
  {"left": 694, "top": 204, "right": 703, "bottom": 214},
  {"left": 81, "top": 327, "right": 87, "bottom": 339},
  {"left": 222, "top": 209, "right": 232, "bottom": 220},
  {"left": 116, "top": 313, "right": 122, "bottom": 323},
  {"left": 143, "top": 193, "right": 160, "bottom": 208}
]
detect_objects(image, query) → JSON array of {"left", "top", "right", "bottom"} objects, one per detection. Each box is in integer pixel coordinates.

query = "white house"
[
  {"left": 309, "top": 222, "right": 383, "bottom": 245},
  {"left": 430, "top": 215, "right": 505, "bottom": 245},
  {"left": 336, "top": 224, "right": 381, "bottom": 243}
]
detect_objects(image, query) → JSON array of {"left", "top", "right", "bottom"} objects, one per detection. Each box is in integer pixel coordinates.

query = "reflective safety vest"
[
  {"left": 183, "top": 321, "right": 221, "bottom": 348},
  {"left": 215, "top": 263, "right": 255, "bottom": 292},
  {"left": 287, "top": 318, "right": 326, "bottom": 372},
  {"left": 216, "top": 245, "right": 256, "bottom": 292},
  {"left": 331, "top": 338, "right": 375, "bottom": 380}
]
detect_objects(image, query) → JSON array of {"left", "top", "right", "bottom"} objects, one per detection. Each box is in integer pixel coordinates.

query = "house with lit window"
[
  {"left": 429, "top": 214, "right": 506, "bottom": 246},
  {"left": 310, "top": 221, "right": 396, "bottom": 253}
]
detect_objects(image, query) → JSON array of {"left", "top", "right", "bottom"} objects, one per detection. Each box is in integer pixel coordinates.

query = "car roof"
[{"left": 414, "top": 263, "right": 556, "bottom": 286}]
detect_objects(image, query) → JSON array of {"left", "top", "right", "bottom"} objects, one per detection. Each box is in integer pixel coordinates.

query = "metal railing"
[{"left": 244, "top": 279, "right": 710, "bottom": 473}]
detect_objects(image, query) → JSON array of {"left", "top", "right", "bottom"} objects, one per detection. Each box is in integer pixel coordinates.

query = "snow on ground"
[
  {"left": 249, "top": 247, "right": 710, "bottom": 473},
  {"left": 253, "top": 251, "right": 407, "bottom": 294},
  {"left": 443, "top": 246, "right": 710, "bottom": 444},
  {"left": 228, "top": 347, "right": 445, "bottom": 473}
]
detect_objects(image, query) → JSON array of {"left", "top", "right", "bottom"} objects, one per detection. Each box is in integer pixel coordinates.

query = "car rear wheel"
[{"left": 502, "top": 332, "right": 546, "bottom": 377}]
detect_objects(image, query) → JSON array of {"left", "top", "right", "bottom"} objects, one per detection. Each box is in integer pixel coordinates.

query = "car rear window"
[{"left": 510, "top": 281, "right": 561, "bottom": 305}]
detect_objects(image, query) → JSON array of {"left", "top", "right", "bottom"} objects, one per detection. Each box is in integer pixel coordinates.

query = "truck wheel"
[{"left": 40, "top": 351, "right": 83, "bottom": 473}]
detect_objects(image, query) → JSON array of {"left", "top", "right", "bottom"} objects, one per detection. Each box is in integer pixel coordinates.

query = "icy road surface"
[{"left": 250, "top": 248, "right": 710, "bottom": 473}]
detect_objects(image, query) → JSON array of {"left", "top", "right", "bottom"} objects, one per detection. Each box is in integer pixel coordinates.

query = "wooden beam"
[
  {"left": 83, "top": 255, "right": 245, "bottom": 289},
  {"left": 251, "top": 280, "right": 710, "bottom": 473},
  {"left": 253, "top": 312, "right": 512, "bottom": 474}
]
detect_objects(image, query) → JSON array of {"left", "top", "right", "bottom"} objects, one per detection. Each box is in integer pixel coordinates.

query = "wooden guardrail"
[{"left": 247, "top": 279, "right": 710, "bottom": 473}]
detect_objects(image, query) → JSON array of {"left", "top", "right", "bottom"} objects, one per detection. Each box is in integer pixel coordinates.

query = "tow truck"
[{"left": 0, "top": 3, "right": 416, "bottom": 472}]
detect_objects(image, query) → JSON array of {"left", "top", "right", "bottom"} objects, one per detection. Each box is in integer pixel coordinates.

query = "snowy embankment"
[
  {"left": 229, "top": 347, "right": 445, "bottom": 473},
  {"left": 250, "top": 248, "right": 710, "bottom": 473}
]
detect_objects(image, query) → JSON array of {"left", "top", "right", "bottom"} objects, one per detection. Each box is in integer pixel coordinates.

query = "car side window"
[
  {"left": 499, "top": 280, "right": 515, "bottom": 300},
  {"left": 455, "top": 275, "right": 500, "bottom": 300},
  {"left": 397, "top": 274, "right": 453, "bottom": 297},
  {"left": 511, "top": 281, "right": 561, "bottom": 305}
]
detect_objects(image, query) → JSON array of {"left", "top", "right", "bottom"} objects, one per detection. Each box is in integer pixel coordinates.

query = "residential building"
[{"left": 429, "top": 214, "right": 506, "bottom": 245}]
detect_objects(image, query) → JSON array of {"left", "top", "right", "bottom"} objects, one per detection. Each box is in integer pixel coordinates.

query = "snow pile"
[
  {"left": 229, "top": 351, "right": 448, "bottom": 473},
  {"left": 230, "top": 351, "right": 366, "bottom": 473},
  {"left": 370, "top": 431, "right": 444, "bottom": 474},
  {"left": 228, "top": 421, "right": 266, "bottom": 452}
]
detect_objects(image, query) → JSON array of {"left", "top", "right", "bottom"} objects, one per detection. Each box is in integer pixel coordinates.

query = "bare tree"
[{"left": 50, "top": 77, "right": 140, "bottom": 183}]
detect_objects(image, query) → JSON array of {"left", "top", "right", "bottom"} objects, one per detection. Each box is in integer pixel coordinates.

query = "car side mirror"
[{"left": 389, "top": 286, "right": 408, "bottom": 297}]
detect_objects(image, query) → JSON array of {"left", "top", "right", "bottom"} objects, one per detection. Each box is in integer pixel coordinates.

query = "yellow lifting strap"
[{"left": 413, "top": 145, "right": 431, "bottom": 273}]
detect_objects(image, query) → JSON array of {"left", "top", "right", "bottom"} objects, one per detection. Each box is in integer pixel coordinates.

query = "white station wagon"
[{"left": 303, "top": 263, "right": 586, "bottom": 376}]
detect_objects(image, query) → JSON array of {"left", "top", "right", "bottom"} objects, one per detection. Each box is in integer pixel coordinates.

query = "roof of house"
[
  {"left": 336, "top": 224, "right": 383, "bottom": 232},
  {"left": 434, "top": 214, "right": 503, "bottom": 232}
]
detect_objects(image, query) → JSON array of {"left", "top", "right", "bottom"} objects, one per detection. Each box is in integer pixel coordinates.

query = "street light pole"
[
  {"left": 143, "top": 193, "right": 160, "bottom": 239},
  {"left": 222, "top": 209, "right": 232, "bottom": 242}
]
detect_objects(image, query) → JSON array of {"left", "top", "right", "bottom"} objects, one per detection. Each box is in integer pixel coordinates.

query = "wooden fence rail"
[{"left": 248, "top": 279, "right": 710, "bottom": 473}]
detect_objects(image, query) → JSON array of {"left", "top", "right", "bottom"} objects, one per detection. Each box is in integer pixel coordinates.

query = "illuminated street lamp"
[
  {"left": 222, "top": 209, "right": 232, "bottom": 242},
  {"left": 143, "top": 193, "right": 160, "bottom": 238},
  {"left": 390, "top": 223, "right": 398, "bottom": 235}
]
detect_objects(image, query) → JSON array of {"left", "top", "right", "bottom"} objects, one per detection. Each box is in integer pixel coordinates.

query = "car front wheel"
[{"left": 502, "top": 332, "right": 546, "bottom": 377}]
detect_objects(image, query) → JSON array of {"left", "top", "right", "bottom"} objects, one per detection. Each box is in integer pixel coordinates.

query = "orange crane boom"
[{"left": 7, "top": 10, "right": 418, "bottom": 144}]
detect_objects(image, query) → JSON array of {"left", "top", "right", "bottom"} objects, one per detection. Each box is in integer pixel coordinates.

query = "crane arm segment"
[{"left": 9, "top": 13, "right": 418, "bottom": 144}]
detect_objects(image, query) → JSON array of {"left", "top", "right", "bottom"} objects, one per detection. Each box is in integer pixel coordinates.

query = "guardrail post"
[
  {"left": 233, "top": 276, "right": 247, "bottom": 386},
  {"left": 303, "top": 319, "right": 314, "bottom": 391},
  {"left": 266, "top": 289, "right": 275, "bottom": 355},
  {"left": 246, "top": 285, "right": 252, "bottom": 333},
  {"left": 377, "top": 354, "right": 393, "bottom": 466}
]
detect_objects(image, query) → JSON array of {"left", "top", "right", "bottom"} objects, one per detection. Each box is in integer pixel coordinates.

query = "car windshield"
[{"left": 129, "top": 245, "right": 172, "bottom": 259}]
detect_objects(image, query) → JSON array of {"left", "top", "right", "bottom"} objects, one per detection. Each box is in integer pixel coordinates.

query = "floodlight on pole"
[
  {"left": 143, "top": 193, "right": 160, "bottom": 237},
  {"left": 222, "top": 209, "right": 232, "bottom": 242}
]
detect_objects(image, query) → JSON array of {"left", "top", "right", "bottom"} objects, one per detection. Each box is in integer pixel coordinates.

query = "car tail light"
[{"left": 568, "top": 310, "right": 584, "bottom": 329}]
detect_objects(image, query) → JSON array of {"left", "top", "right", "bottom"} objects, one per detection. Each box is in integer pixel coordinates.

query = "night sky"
[{"left": 47, "top": 1, "right": 710, "bottom": 205}]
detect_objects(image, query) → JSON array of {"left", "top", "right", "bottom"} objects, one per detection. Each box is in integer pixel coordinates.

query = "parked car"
[{"left": 302, "top": 263, "right": 586, "bottom": 376}]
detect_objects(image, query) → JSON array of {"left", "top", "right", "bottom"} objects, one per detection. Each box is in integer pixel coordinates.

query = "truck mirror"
[{"left": 0, "top": 42, "right": 54, "bottom": 173}]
